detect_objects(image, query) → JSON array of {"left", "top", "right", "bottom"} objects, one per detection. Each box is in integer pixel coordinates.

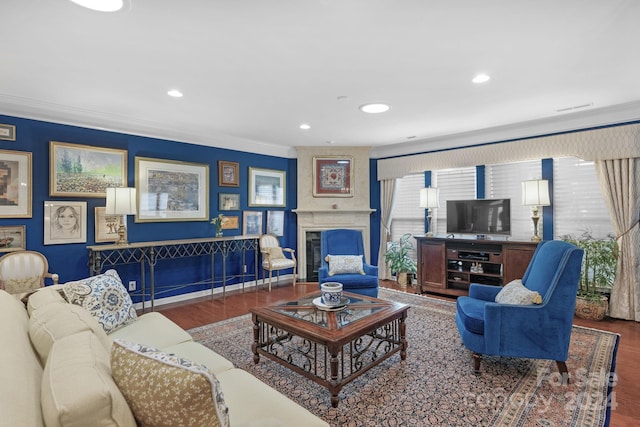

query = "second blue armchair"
[{"left": 319, "top": 229, "right": 379, "bottom": 298}]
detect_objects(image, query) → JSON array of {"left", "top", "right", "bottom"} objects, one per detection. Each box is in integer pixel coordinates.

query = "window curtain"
[
  {"left": 595, "top": 158, "right": 640, "bottom": 321},
  {"left": 378, "top": 179, "right": 398, "bottom": 280}
]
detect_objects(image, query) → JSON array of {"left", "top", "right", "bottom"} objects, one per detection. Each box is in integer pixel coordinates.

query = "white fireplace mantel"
[{"left": 294, "top": 208, "right": 376, "bottom": 280}]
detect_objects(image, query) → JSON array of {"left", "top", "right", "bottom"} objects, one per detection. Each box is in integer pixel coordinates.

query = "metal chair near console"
[
  {"left": 0, "top": 250, "right": 59, "bottom": 296},
  {"left": 319, "top": 229, "right": 379, "bottom": 298},
  {"left": 259, "top": 234, "right": 296, "bottom": 291}
]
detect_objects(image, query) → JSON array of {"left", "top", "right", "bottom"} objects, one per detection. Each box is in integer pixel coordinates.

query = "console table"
[
  {"left": 87, "top": 236, "right": 260, "bottom": 311},
  {"left": 414, "top": 236, "right": 538, "bottom": 297}
]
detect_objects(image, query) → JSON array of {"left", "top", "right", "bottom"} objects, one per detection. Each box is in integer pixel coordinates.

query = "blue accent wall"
[{"left": 0, "top": 115, "right": 300, "bottom": 301}]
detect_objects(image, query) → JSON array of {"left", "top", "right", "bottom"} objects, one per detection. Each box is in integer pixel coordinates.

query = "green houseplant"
[
  {"left": 562, "top": 231, "right": 618, "bottom": 320},
  {"left": 385, "top": 233, "right": 418, "bottom": 287}
]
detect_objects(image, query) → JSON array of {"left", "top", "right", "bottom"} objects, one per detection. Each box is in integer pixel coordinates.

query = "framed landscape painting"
[
  {"left": 49, "top": 141, "right": 127, "bottom": 198},
  {"left": 313, "top": 156, "right": 353, "bottom": 197},
  {"left": 0, "top": 149, "right": 31, "bottom": 218},
  {"left": 135, "top": 157, "right": 209, "bottom": 222}
]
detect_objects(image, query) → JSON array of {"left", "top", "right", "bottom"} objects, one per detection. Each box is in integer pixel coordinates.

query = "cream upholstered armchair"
[
  {"left": 259, "top": 234, "right": 296, "bottom": 291},
  {"left": 0, "top": 250, "right": 59, "bottom": 296}
]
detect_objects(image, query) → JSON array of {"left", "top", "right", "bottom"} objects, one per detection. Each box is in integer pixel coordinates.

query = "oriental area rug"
[{"left": 189, "top": 288, "right": 619, "bottom": 427}]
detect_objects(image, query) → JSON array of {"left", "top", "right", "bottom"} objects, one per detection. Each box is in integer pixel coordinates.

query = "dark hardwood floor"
[{"left": 157, "top": 280, "right": 639, "bottom": 427}]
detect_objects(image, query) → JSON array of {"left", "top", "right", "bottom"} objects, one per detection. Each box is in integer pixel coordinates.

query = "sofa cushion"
[
  {"left": 162, "top": 341, "right": 234, "bottom": 375},
  {"left": 495, "top": 279, "right": 543, "bottom": 305},
  {"left": 109, "top": 311, "right": 193, "bottom": 347},
  {"left": 216, "top": 369, "right": 329, "bottom": 427},
  {"left": 0, "top": 290, "right": 44, "bottom": 427},
  {"left": 26, "top": 285, "right": 67, "bottom": 316},
  {"left": 62, "top": 269, "right": 137, "bottom": 334},
  {"left": 111, "top": 339, "right": 230, "bottom": 427},
  {"left": 41, "top": 331, "right": 136, "bottom": 427},
  {"left": 29, "top": 301, "right": 112, "bottom": 365},
  {"left": 325, "top": 254, "right": 365, "bottom": 276}
]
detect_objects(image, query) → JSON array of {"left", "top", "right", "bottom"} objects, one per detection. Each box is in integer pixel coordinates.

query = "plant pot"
[
  {"left": 575, "top": 295, "right": 608, "bottom": 321},
  {"left": 397, "top": 272, "right": 409, "bottom": 287}
]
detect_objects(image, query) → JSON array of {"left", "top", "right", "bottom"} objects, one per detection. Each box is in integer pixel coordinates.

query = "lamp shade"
[
  {"left": 419, "top": 187, "right": 440, "bottom": 209},
  {"left": 105, "top": 187, "right": 137, "bottom": 215},
  {"left": 522, "top": 179, "right": 550, "bottom": 206}
]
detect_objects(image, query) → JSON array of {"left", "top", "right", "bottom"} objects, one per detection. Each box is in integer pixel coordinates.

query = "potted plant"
[
  {"left": 562, "top": 231, "right": 618, "bottom": 320},
  {"left": 211, "top": 213, "right": 225, "bottom": 237},
  {"left": 385, "top": 233, "right": 418, "bottom": 287}
]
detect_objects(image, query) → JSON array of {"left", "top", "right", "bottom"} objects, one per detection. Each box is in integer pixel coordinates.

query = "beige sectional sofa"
[{"left": 0, "top": 284, "right": 328, "bottom": 427}]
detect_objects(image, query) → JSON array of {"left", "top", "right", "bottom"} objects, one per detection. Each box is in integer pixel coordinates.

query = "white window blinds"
[
  {"left": 553, "top": 157, "right": 613, "bottom": 239},
  {"left": 390, "top": 174, "right": 424, "bottom": 259},
  {"left": 433, "top": 167, "right": 476, "bottom": 236},
  {"left": 485, "top": 160, "right": 541, "bottom": 241}
]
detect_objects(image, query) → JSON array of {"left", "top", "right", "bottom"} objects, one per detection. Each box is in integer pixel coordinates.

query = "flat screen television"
[{"left": 446, "top": 199, "right": 511, "bottom": 236}]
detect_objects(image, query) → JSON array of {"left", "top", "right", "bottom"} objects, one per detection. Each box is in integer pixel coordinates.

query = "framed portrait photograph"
[
  {"left": 266, "top": 210, "right": 285, "bottom": 236},
  {"left": 248, "top": 167, "right": 285, "bottom": 207},
  {"left": 135, "top": 157, "right": 209, "bottom": 222},
  {"left": 313, "top": 156, "right": 354, "bottom": 197},
  {"left": 0, "top": 149, "right": 31, "bottom": 218},
  {"left": 218, "top": 161, "right": 239, "bottom": 187},
  {"left": 0, "top": 225, "right": 26, "bottom": 253},
  {"left": 44, "top": 201, "right": 87, "bottom": 245},
  {"left": 0, "top": 124, "right": 16, "bottom": 141},
  {"left": 50, "top": 141, "right": 127, "bottom": 198},
  {"left": 242, "top": 211, "right": 263, "bottom": 235},
  {"left": 219, "top": 193, "right": 240, "bottom": 211},
  {"left": 221, "top": 215, "right": 239, "bottom": 230},
  {"left": 94, "top": 206, "right": 122, "bottom": 243}
]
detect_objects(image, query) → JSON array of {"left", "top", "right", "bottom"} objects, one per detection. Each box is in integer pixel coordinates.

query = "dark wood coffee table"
[{"left": 250, "top": 291, "right": 409, "bottom": 407}]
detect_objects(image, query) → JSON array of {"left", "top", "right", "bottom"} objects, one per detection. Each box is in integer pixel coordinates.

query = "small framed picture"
[
  {"left": 266, "top": 210, "right": 284, "bottom": 236},
  {"left": 0, "top": 225, "right": 26, "bottom": 252},
  {"left": 218, "top": 161, "right": 239, "bottom": 187},
  {"left": 248, "top": 167, "right": 286, "bottom": 207},
  {"left": 242, "top": 211, "right": 263, "bottom": 235},
  {"left": 0, "top": 124, "right": 16, "bottom": 141},
  {"left": 94, "top": 206, "right": 123, "bottom": 243},
  {"left": 0, "top": 149, "right": 32, "bottom": 218},
  {"left": 44, "top": 201, "right": 87, "bottom": 245},
  {"left": 313, "top": 156, "right": 354, "bottom": 197},
  {"left": 221, "top": 215, "right": 239, "bottom": 230},
  {"left": 219, "top": 193, "right": 240, "bottom": 211}
]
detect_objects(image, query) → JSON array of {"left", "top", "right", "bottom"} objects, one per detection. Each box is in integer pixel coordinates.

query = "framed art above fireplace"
[{"left": 312, "top": 156, "right": 353, "bottom": 197}]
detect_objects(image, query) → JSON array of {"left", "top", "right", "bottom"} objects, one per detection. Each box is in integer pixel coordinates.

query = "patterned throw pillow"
[
  {"left": 325, "top": 254, "right": 365, "bottom": 276},
  {"left": 111, "top": 340, "right": 230, "bottom": 427},
  {"left": 495, "top": 279, "right": 543, "bottom": 305},
  {"left": 62, "top": 269, "right": 137, "bottom": 334}
]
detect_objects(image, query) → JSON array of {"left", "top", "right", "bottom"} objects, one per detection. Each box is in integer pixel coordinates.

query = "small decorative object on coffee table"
[
  {"left": 320, "top": 281, "right": 343, "bottom": 307},
  {"left": 251, "top": 291, "right": 409, "bottom": 407}
]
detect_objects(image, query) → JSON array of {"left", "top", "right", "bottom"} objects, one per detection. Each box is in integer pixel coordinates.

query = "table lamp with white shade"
[
  {"left": 419, "top": 187, "right": 440, "bottom": 237},
  {"left": 105, "top": 187, "right": 137, "bottom": 245},
  {"left": 521, "top": 179, "right": 550, "bottom": 242}
]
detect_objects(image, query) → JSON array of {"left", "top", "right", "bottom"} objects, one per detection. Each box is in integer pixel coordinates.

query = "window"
[
  {"left": 433, "top": 167, "right": 476, "bottom": 236},
  {"left": 553, "top": 157, "right": 613, "bottom": 239},
  {"left": 485, "top": 160, "right": 541, "bottom": 241},
  {"left": 390, "top": 174, "right": 424, "bottom": 259}
]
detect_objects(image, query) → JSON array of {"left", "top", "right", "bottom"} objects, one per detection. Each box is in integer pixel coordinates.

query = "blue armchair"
[
  {"left": 319, "top": 229, "right": 379, "bottom": 298},
  {"left": 455, "top": 240, "right": 584, "bottom": 380}
]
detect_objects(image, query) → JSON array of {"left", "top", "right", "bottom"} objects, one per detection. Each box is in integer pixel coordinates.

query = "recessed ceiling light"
[
  {"left": 69, "top": 0, "right": 124, "bottom": 12},
  {"left": 359, "top": 103, "right": 391, "bottom": 114},
  {"left": 167, "top": 89, "right": 183, "bottom": 98},
  {"left": 472, "top": 74, "right": 491, "bottom": 84},
  {"left": 299, "top": 123, "right": 311, "bottom": 130}
]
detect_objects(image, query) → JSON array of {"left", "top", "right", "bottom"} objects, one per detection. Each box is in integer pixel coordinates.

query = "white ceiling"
[{"left": 2, "top": 0, "right": 640, "bottom": 159}]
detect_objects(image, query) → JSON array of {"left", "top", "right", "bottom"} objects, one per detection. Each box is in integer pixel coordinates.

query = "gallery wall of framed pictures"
[{"left": 0, "top": 115, "right": 300, "bottom": 289}]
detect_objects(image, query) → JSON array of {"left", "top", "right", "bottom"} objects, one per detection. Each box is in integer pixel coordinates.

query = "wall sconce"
[
  {"left": 522, "top": 179, "right": 550, "bottom": 242},
  {"left": 105, "top": 187, "right": 137, "bottom": 245},
  {"left": 419, "top": 187, "right": 440, "bottom": 237}
]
